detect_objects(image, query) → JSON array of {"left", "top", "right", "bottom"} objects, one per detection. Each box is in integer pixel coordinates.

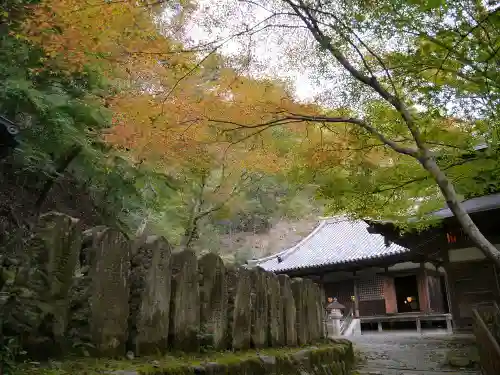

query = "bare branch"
[
  {"left": 152, "top": 11, "right": 296, "bottom": 122},
  {"left": 283, "top": 0, "right": 427, "bottom": 151},
  {"left": 296, "top": 2, "right": 399, "bottom": 97},
  {"left": 211, "top": 113, "right": 418, "bottom": 157},
  {"left": 290, "top": 114, "right": 419, "bottom": 156}
]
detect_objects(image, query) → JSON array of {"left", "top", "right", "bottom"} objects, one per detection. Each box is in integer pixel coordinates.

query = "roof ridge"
[
  {"left": 246, "top": 248, "right": 289, "bottom": 267},
  {"left": 253, "top": 215, "right": 411, "bottom": 272},
  {"left": 323, "top": 215, "right": 357, "bottom": 224},
  {"left": 250, "top": 218, "right": 327, "bottom": 265},
  {"left": 278, "top": 219, "right": 327, "bottom": 262},
  {"left": 251, "top": 216, "right": 370, "bottom": 266}
]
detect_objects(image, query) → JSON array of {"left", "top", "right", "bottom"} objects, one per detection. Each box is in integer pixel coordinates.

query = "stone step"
[{"left": 356, "top": 367, "right": 480, "bottom": 375}]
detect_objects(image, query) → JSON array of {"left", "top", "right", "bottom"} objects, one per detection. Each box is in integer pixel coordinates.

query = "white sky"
[
  {"left": 170, "top": 0, "right": 331, "bottom": 102},
  {"left": 165, "top": 0, "right": 496, "bottom": 119}
]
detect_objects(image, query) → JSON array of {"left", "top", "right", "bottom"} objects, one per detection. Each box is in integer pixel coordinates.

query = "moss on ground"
[{"left": 13, "top": 340, "right": 354, "bottom": 375}]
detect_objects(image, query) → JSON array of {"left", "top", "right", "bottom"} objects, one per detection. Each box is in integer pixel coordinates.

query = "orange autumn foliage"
[
  {"left": 22, "top": 0, "right": 355, "bottom": 187},
  {"left": 23, "top": 0, "right": 194, "bottom": 75},
  {"left": 104, "top": 76, "right": 290, "bottom": 176}
]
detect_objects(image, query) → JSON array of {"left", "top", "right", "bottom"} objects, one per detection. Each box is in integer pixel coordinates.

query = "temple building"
[
  {"left": 367, "top": 192, "right": 500, "bottom": 331},
  {"left": 249, "top": 194, "right": 500, "bottom": 332}
]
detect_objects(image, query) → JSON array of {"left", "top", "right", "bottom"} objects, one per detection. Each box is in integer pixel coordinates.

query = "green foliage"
[
  {"left": 274, "top": 0, "right": 500, "bottom": 227},
  {"left": 0, "top": 337, "right": 26, "bottom": 375},
  {"left": 0, "top": 0, "right": 319, "bottom": 250},
  {"left": 0, "top": 3, "right": 187, "bottom": 239},
  {"left": 0, "top": 250, "right": 39, "bottom": 373}
]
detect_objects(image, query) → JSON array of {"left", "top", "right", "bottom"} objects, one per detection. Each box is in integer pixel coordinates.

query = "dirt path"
[{"left": 351, "top": 331, "right": 481, "bottom": 375}]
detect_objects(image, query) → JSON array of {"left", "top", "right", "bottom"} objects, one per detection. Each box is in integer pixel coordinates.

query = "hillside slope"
[{"left": 210, "top": 216, "right": 320, "bottom": 264}]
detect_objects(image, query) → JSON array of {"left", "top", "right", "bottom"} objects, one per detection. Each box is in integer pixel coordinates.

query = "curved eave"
[{"left": 266, "top": 247, "right": 411, "bottom": 274}]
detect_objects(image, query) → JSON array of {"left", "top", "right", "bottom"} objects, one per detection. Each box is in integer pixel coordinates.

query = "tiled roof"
[
  {"left": 251, "top": 217, "right": 410, "bottom": 273},
  {"left": 430, "top": 193, "right": 500, "bottom": 219}
]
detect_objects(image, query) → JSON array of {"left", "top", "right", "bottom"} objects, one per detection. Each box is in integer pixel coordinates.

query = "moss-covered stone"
[
  {"left": 170, "top": 250, "right": 200, "bottom": 352},
  {"left": 224, "top": 265, "right": 238, "bottom": 349},
  {"left": 250, "top": 268, "right": 269, "bottom": 348},
  {"left": 72, "top": 227, "right": 131, "bottom": 358},
  {"left": 314, "top": 284, "right": 326, "bottom": 339},
  {"left": 14, "top": 341, "right": 355, "bottom": 375},
  {"left": 303, "top": 278, "right": 321, "bottom": 342},
  {"left": 199, "top": 253, "right": 228, "bottom": 350},
  {"left": 278, "top": 274, "right": 297, "bottom": 346},
  {"left": 129, "top": 236, "right": 172, "bottom": 355},
  {"left": 267, "top": 272, "right": 284, "bottom": 347},
  {"left": 232, "top": 268, "right": 252, "bottom": 350},
  {"left": 291, "top": 278, "right": 308, "bottom": 345},
  {"left": 21, "top": 212, "right": 83, "bottom": 357}
]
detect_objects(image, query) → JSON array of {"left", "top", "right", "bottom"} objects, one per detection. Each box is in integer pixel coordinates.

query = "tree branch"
[
  {"left": 283, "top": 0, "right": 427, "bottom": 151},
  {"left": 214, "top": 113, "right": 419, "bottom": 157}
]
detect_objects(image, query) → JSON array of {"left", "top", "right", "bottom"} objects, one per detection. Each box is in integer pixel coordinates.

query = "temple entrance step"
[{"left": 351, "top": 332, "right": 480, "bottom": 375}]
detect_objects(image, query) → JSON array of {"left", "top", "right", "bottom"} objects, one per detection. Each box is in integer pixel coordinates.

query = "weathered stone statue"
[
  {"left": 169, "top": 250, "right": 200, "bottom": 352},
  {"left": 199, "top": 252, "right": 228, "bottom": 350},
  {"left": 129, "top": 236, "right": 172, "bottom": 355}
]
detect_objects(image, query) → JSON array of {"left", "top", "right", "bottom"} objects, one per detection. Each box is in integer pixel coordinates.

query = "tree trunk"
[
  {"left": 35, "top": 144, "right": 82, "bottom": 212},
  {"left": 181, "top": 220, "right": 198, "bottom": 251},
  {"left": 421, "top": 156, "right": 500, "bottom": 268},
  {"left": 279, "top": 1, "right": 500, "bottom": 267}
]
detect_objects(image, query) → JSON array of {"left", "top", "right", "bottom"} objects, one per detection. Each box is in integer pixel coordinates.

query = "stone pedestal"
[{"left": 329, "top": 309, "right": 342, "bottom": 336}]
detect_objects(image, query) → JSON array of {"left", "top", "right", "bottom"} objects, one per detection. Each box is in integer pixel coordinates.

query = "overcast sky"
[
  {"left": 172, "top": 0, "right": 338, "bottom": 102},
  {"left": 165, "top": 0, "right": 497, "bottom": 120}
]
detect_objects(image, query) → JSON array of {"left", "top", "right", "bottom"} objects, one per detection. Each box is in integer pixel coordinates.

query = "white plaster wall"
[
  {"left": 449, "top": 247, "right": 487, "bottom": 262},
  {"left": 388, "top": 262, "right": 420, "bottom": 271},
  {"left": 387, "top": 261, "right": 437, "bottom": 271}
]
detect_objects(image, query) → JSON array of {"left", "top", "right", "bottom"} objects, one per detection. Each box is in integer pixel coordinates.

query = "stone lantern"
[{"left": 325, "top": 297, "right": 345, "bottom": 336}]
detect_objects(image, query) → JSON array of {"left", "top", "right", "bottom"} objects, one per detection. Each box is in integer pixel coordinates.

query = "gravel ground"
[{"left": 351, "top": 331, "right": 481, "bottom": 375}]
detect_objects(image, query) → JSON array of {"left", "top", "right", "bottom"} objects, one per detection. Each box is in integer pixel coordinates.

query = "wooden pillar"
[
  {"left": 417, "top": 262, "right": 430, "bottom": 312},
  {"left": 442, "top": 248, "right": 458, "bottom": 331},
  {"left": 383, "top": 276, "right": 397, "bottom": 314},
  {"left": 353, "top": 278, "right": 360, "bottom": 317}
]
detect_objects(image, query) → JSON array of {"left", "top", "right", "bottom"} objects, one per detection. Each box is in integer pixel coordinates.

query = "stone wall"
[{"left": 5, "top": 213, "right": 326, "bottom": 358}]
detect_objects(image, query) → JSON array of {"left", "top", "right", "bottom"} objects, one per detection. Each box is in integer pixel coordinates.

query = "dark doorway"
[{"left": 394, "top": 275, "right": 420, "bottom": 313}]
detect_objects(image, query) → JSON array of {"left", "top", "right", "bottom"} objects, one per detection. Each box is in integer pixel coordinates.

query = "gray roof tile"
[
  {"left": 430, "top": 192, "right": 500, "bottom": 219},
  {"left": 253, "top": 216, "right": 410, "bottom": 272}
]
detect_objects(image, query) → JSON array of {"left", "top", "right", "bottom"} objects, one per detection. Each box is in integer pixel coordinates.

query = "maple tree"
[
  {"left": 0, "top": 0, "right": 193, "bottom": 236},
  {"left": 191, "top": 0, "right": 500, "bottom": 265},
  {"left": 104, "top": 60, "right": 318, "bottom": 244},
  {"left": 7, "top": 0, "right": 321, "bottom": 248},
  {"left": 23, "top": 0, "right": 195, "bottom": 73}
]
